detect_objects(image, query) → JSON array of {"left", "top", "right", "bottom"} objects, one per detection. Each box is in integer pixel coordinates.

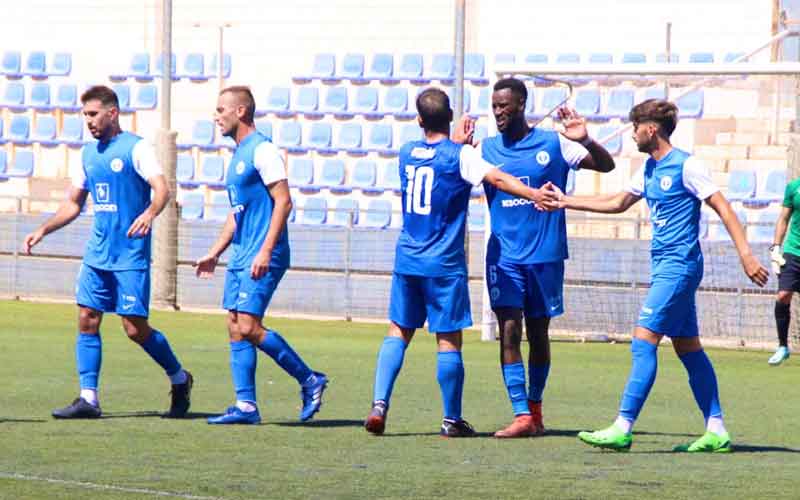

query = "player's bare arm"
[
  {"left": 544, "top": 182, "right": 640, "bottom": 214},
  {"left": 705, "top": 191, "right": 768, "bottom": 287},
  {"left": 451, "top": 114, "right": 475, "bottom": 145},
  {"left": 250, "top": 179, "right": 292, "bottom": 280},
  {"left": 557, "top": 107, "right": 615, "bottom": 173},
  {"left": 23, "top": 186, "right": 88, "bottom": 254},
  {"left": 484, "top": 168, "right": 559, "bottom": 211},
  {"left": 127, "top": 173, "right": 169, "bottom": 238},
  {"left": 194, "top": 213, "right": 236, "bottom": 278}
]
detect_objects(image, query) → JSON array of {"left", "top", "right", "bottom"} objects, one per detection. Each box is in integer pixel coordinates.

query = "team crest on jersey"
[
  {"left": 660, "top": 176, "right": 673, "bottom": 191},
  {"left": 235, "top": 161, "right": 245, "bottom": 175},
  {"left": 110, "top": 158, "right": 124, "bottom": 173},
  {"left": 536, "top": 151, "right": 550, "bottom": 166}
]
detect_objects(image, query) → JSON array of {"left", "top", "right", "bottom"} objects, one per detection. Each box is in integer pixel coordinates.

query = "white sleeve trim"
[
  {"left": 69, "top": 151, "right": 88, "bottom": 190},
  {"left": 131, "top": 140, "right": 163, "bottom": 181},
  {"left": 459, "top": 144, "right": 493, "bottom": 186},
  {"left": 682, "top": 156, "right": 719, "bottom": 200},
  {"left": 558, "top": 134, "right": 589, "bottom": 169},
  {"left": 626, "top": 166, "right": 645, "bottom": 196},
  {"left": 254, "top": 141, "right": 287, "bottom": 186}
]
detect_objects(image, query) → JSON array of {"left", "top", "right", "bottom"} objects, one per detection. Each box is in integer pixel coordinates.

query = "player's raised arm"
[
  {"left": 557, "top": 106, "right": 615, "bottom": 173},
  {"left": 23, "top": 185, "right": 88, "bottom": 254}
]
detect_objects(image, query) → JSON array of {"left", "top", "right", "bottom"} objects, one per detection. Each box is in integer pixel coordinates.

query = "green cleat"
[
  {"left": 673, "top": 431, "right": 732, "bottom": 453},
  {"left": 578, "top": 424, "right": 632, "bottom": 452}
]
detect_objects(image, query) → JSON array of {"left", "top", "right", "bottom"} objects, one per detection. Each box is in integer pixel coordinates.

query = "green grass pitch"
[{"left": 0, "top": 300, "right": 798, "bottom": 499}]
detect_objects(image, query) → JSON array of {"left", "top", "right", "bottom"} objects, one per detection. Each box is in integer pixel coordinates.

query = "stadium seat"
[
  {"left": 29, "top": 82, "right": 52, "bottom": 111},
  {"left": 366, "top": 123, "right": 394, "bottom": 154},
  {"left": 574, "top": 89, "right": 601, "bottom": 120},
  {"left": 398, "top": 54, "right": 427, "bottom": 84},
  {"left": 58, "top": 115, "right": 87, "bottom": 147},
  {"left": 338, "top": 53, "right": 365, "bottom": 82},
  {"left": 185, "top": 120, "right": 216, "bottom": 151},
  {"left": 295, "top": 87, "right": 321, "bottom": 118},
  {"left": 603, "top": 88, "right": 634, "bottom": 120},
  {"left": 110, "top": 53, "right": 152, "bottom": 81},
  {"left": 176, "top": 153, "right": 196, "bottom": 187},
  {"left": 655, "top": 53, "right": 679, "bottom": 63},
  {"left": 467, "top": 202, "right": 485, "bottom": 231},
  {"left": 588, "top": 53, "right": 617, "bottom": 85},
  {"left": 23, "top": 51, "right": 47, "bottom": 78},
  {"left": 380, "top": 159, "right": 401, "bottom": 194},
  {"left": 206, "top": 53, "right": 232, "bottom": 79},
  {"left": 428, "top": 54, "right": 455, "bottom": 84},
  {"left": 198, "top": 155, "right": 225, "bottom": 186},
  {"left": 531, "top": 87, "right": 568, "bottom": 120},
  {"left": 133, "top": 84, "right": 158, "bottom": 109},
  {"left": 689, "top": 52, "right": 714, "bottom": 63},
  {"left": 301, "top": 196, "right": 328, "bottom": 225},
  {"left": 622, "top": 52, "right": 646, "bottom": 64},
  {"left": 260, "top": 86, "right": 293, "bottom": 118},
  {"left": 1, "top": 51, "right": 22, "bottom": 78},
  {"left": 206, "top": 190, "right": 230, "bottom": 221},
  {"left": 155, "top": 53, "right": 178, "bottom": 80},
  {"left": 179, "top": 53, "right": 207, "bottom": 81},
  {"left": 179, "top": 190, "right": 204, "bottom": 220},
  {"left": 465, "top": 53, "right": 488, "bottom": 85},
  {"left": 676, "top": 90, "right": 703, "bottom": 118},
  {"left": 399, "top": 124, "right": 423, "bottom": 145},
  {"left": 555, "top": 53, "right": 588, "bottom": 86},
  {"left": 445, "top": 87, "right": 471, "bottom": 114},
  {"left": 2, "top": 82, "right": 26, "bottom": 111},
  {"left": 320, "top": 159, "right": 348, "bottom": 192},
  {"left": 351, "top": 159, "right": 377, "bottom": 191},
  {"left": 294, "top": 53, "right": 336, "bottom": 83},
  {"left": 288, "top": 158, "right": 315, "bottom": 189},
  {"left": 255, "top": 119, "right": 273, "bottom": 140},
  {"left": 364, "top": 53, "right": 394, "bottom": 81},
  {"left": 335, "top": 122, "right": 366, "bottom": 155},
  {"left": 469, "top": 88, "right": 489, "bottom": 118},
  {"left": 54, "top": 83, "right": 80, "bottom": 112},
  {"left": 6, "top": 150, "right": 34, "bottom": 177},
  {"left": 31, "top": 115, "right": 58, "bottom": 146},
  {"left": 754, "top": 169, "right": 786, "bottom": 204},
  {"left": 523, "top": 89, "right": 537, "bottom": 120},
  {"left": 496, "top": 53, "right": 517, "bottom": 65},
  {"left": 111, "top": 84, "right": 134, "bottom": 113},
  {"left": 321, "top": 86, "right": 351, "bottom": 118},
  {"left": 382, "top": 87, "right": 415, "bottom": 120},
  {"left": 277, "top": 121, "right": 304, "bottom": 153},
  {"left": 353, "top": 87, "right": 381, "bottom": 118},
  {"left": 363, "top": 199, "right": 393, "bottom": 228},
  {"left": 0, "top": 150, "right": 6, "bottom": 173},
  {"left": 50, "top": 52, "right": 72, "bottom": 76},
  {"left": 725, "top": 52, "right": 747, "bottom": 62},
  {"left": 596, "top": 125, "right": 622, "bottom": 156},
  {"left": 8, "top": 115, "right": 31, "bottom": 145},
  {"left": 331, "top": 198, "right": 359, "bottom": 226},
  {"left": 0, "top": 120, "right": 6, "bottom": 145},
  {"left": 727, "top": 170, "right": 757, "bottom": 202},
  {"left": 749, "top": 209, "right": 780, "bottom": 242},
  {"left": 307, "top": 122, "right": 334, "bottom": 153},
  {"left": 642, "top": 86, "right": 666, "bottom": 102}
]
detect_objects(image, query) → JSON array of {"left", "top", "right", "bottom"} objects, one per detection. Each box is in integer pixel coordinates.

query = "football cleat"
[
  {"left": 494, "top": 414, "right": 535, "bottom": 438},
  {"left": 52, "top": 397, "right": 102, "bottom": 419},
  {"left": 673, "top": 431, "right": 732, "bottom": 453},
  {"left": 364, "top": 400, "right": 388, "bottom": 435},
  {"left": 578, "top": 424, "right": 632, "bottom": 452},
  {"left": 300, "top": 372, "right": 328, "bottom": 422},
  {"left": 440, "top": 418, "right": 477, "bottom": 438},
  {"left": 768, "top": 346, "right": 790, "bottom": 366},
  {"left": 207, "top": 406, "right": 261, "bottom": 425},
  {"left": 164, "top": 370, "right": 193, "bottom": 418}
]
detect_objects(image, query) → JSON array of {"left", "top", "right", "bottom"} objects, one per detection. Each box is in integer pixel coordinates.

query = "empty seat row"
[
  {"left": 1, "top": 51, "right": 71, "bottom": 79},
  {"left": 0, "top": 82, "right": 157, "bottom": 112},
  {"left": 570, "top": 87, "right": 703, "bottom": 120},
  {"left": 274, "top": 121, "right": 424, "bottom": 156},
  {"left": 495, "top": 51, "right": 747, "bottom": 66},
  {"left": 110, "top": 53, "right": 231, "bottom": 82},
  {"left": 288, "top": 157, "right": 401, "bottom": 195},
  {"left": 727, "top": 169, "right": 786, "bottom": 205},
  {"left": 0, "top": 150, "right": 35, "bottom": 178},
  {"left": 0, "top": 114, "right": 87, "bottom": 147}
]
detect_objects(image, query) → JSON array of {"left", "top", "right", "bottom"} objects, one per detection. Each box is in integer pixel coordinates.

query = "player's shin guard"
[
  {"left": 618, "top": 337, "right": 658, "bottom": 423},
  {"left": 775, "top": 301, "right": 790, "bottom": 348},
  {"left": 258, "top": 329, "right": 313, "bottom": 385},
  {"left": 502, "top": 362, "right": 529, "bottom": 415},
  {"left": 679, "top": 349, "right": 722, "bottom": 422},
  {"left": 76, "top": 332, "right": 102, "bottom": 390},
  {"left": 372, "top": 336, "right": 407, "bottom": 406},
  {"left": 437, "top": 351, "right": 464, "bottom": 421},
  {"left": 141, "top": 330, "right": 183, "bottom": 377},
  {"left": 528, "top": 363, "right": 550, "bottom": 403},
  {"left": 230, "top": 340, "right": 257, "bottom": 403}
]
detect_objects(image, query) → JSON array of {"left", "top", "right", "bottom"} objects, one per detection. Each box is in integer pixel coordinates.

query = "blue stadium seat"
[
  {"left": 111, "top": 84, "right": 134, "bottom": 113},
  {"left": 133, "top": 84, "right": 158, "bottom": 110},
  {"left": 727, "top": 170, "right": 757, "bottom": 202},
  {"left": 366, "top": 123, "right": 394, "bottom": 154},
  {"left": 398, "top": 54, "right": 426, "bottom": 84},
  {"left": 179, "top": 191, "right": 204, "bottom": 220},
  {"left": 295, "top": 86, "right": 321, "bottom": 118},
  {"left": 365, "top": 53, "right": 394, "bottom": 82},
  {"left": 335, "top": 123, "right": 366, "bottom": 155},
  {"left": 7, "top": 150, "right": 34, "bottom": 177},
  {"left": 523, "top": 88, "right": 537, "bottom": 120},
  {"left": 8, "top": 115, "right": 31, "bottom": 145},
  {"left": 23, "top": 51, "right": 47, "bottom": 78},
  {"left": 55, "top": 83, "right": 80, "bottom": 112},
  {"left": 288, "top": 158, "right": 315, "bottom": 189},
  {"left": 725, "top": 52, "right": 747, "bottom": 62},
  {"left": 155, "top": 53, "right": 178, "bottom": 80},
  {"left": 574, "top": 89, "right": 601, "bottom": 120},
  {"left": 30, "top": 83, "right": 52, "bottom": 111},
  {"left": 399, "top": 124, "right": 423, "bottom": 145},
  {"left": 180, "top": 53, "right": 207, "bottom": 81},
  {"left": 32, "top": 115, "right": 58, "bottom": 146},
  {"left": 468, "top": 202, "right": 485, "bottom": 231},
  {"left": 198, "top": 155, "right": 225, "bottom": 186},
  {"left": 50, "top": 52, "right": 72, "bottom": 76},
  {"left": 331, "top": 198, "right": 359, "bottom": 226},
  {"left": 622, "top": 53, "right": 647, "bottom": 64},
  {"left": 2, "top": 82, "right": 26, "bottom": 111},
  {"left": 110, "top": 53, "right": 152, "bottom": 81},
  {"left": 58, "top": 115, "right": 87, "bottom": 147},
  {"left": 277, "top": 121, "right": 304, "bottom": 152},
  {"left": 206, "top": 53, "right": 232, "bottom": 79},
  {"left": 338, "top": 53, "right": 365, "bottom": 81},
  {"left": 755, "top": 169, "right": 786, "bottom": 204},
  {"left": 307, "top": 122, "right": 333, "bottom": 153},
  {"left": 589, "top": 53, "right": 613, "bottom": 64},
  {"left": 351, "top": 159, "right": 377, "bottom": 191},
  {"left": 0, "top": 151, "right": 6, "bottom": 173},
  {"left": 446, "top": 87, "right": 471, "bottom": 114},
  {"left": 382, "top": 87, "right": 415, "bottom": 120},
  {"left": 363, "top": 199, "right": 393, "bottom": 228},
  {"left": 429, "top": 54, "right": 455, "bottom": 84},
  {"left": 496, "top": 53, "right": 517, "bottom": 65},
  {"left": 689, "top": 52, "right": 714, "bottom": 63},
  {"left": 1, "top": 51, "right": 22, "bottom": 78},
  {"left": 206, "top": 190, "right": 230, "bottom": 221},
  {"left": 676, "top": 90, "right": 703, "bottom": 118},
  {"left": 186, "top": 120, "right": 216, "bottom": 150},
  {"left": 255, "top": 119, "right": 273, "bottom": 140},
  {"left": 603, "top": 88, "right": 634, "bottom": 120},
  {"left": 176, "top": 154, "right": 196, "bottom": 187},
  {"left": 596, "top": 125, "right": 622, "bottom": 155},
  {"left": 469, "top": 88, "right": 489, "bottom": 118},
  {"left": 465, "top": 53, "right": 488, "bottom": 85},
  {"left": 354, "top": 87, "right": 381, "bottom": 118},
  {"left": 321, "top": 86, "right": 351, "bottom": 118},
  {"left": 295, "top": 53, "right": 336, "bottom": 83},
  {"left": 655, "top": 53, "right": 680, "bottom": 63},
  {"left": 320, "top": 159, "right": 348, "bottom": 192},
  {"left": 642, "top": 86, "right": 666, "bottom": 102},
  {"left": 0, "top": 120, "right": 6, "bottom": 145},
  {"left": 555, "top": 53, "right": 588, "bottom": 85},
  {"left": 524, "top": 53, "right": 548, "bottom": 63},
  {"left": 260, "top": 86, "right": 293, "bottom": 118},
  {"left": 531, "top": 87, "right": 568, "bottom": 120},
  {"left": 380, "top": 159, "right": 401, "bottom": 194},
  {"left": 302, "top": 197, "right": 328, "bottom": 225}
]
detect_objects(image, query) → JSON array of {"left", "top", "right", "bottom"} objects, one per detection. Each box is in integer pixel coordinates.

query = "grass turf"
[{"left": 0, "top": 300, "right": 798, "bottom": 499}]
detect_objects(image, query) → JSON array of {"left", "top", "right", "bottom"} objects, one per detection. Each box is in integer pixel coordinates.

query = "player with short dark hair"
[
  {"left": 364, "top": 87, "right": 559, "bottom": 437},
  {"left": 543, "top": 98, "right": 768, "bottom": 452},
  {"left": 478, "top": 77, "right": 616, "bottom": 438},
  {"left": 24, "top": 85, "right": 193, "bottom": 419},
  {"left": 195, "top": 86, "right": 328, "bottom": 425}
]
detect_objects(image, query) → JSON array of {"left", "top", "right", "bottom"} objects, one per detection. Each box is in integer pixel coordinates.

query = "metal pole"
[
  {"left": 218, "top": 25, "right": 225, "bottom": 92},
  {"left": 665, "top": 22, "right": 671, "bottom": 99},
  {"left": 453, "top": 0, "right": 466, "bottom": 121},
  {"left": 160, "top": 0, "right": 171, "bottom": 130}
]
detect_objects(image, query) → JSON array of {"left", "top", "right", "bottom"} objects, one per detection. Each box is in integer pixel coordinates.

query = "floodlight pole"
[{"left": 454, "top": 0, "right": 466, "bottom": 121}]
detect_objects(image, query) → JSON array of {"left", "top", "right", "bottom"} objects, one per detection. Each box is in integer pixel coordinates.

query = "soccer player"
[
  {"left": 543, "top": 99, "right": 768, "bottom": 452},
  {"left": 478, "top": 77, "right": 615, "bottom": 438},
  {"left": 364, "top": 87, "right": 559, "bottom": 437},
  {"left": 766, "top": 181, "right": 800, "bottom": 365},
  {"left": 194, "top": 86, "right": 327, "bottom": 425},
  {"left": 23, "top": 85, "right": 193, "bottom": 419}
]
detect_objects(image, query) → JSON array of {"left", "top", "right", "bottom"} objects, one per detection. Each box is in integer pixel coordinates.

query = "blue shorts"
[
  {"left": 388, "top": 272, "right": 472, "bottom": 333},
  {"left": 76, "top": 264, "right": 150, "bottom": 317},
  {"left": 223, "top": 267, "right": 286, "bottom": 317},
  {"left": 637, "top": 272, "right": 702, "bottom": 337},
  {"left": 486, "top": 260, "right": 564, "bottom": 318}
]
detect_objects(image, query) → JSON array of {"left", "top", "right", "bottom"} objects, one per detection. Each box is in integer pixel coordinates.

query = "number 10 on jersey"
[{"left": 405, "top": 166, "right": 434, "bottom": 215}]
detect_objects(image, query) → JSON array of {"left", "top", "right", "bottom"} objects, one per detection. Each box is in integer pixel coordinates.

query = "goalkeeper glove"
[{"left": 770, "top": 244, "right": 786, "bottom": 275}]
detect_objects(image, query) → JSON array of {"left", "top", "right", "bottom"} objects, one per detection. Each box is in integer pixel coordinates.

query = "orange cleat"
[
  {"left": 529, "top": 400, "right": 546, "bottom": 436},
  {"left": 493, "top": 414, "right": 535, "bottom": 438}
]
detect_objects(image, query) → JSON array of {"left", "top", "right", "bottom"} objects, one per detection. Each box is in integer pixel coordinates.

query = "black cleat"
[
  {"left": 164, "top": 370, "right": 193, "bottom": 418},
  {"left": 440, "top": 418, "right": 477, "bottom": 438},
  {"left": 52, "top": 397, "right": 102, "bottom": 419},
  {"left": 364, "top": 400, "right": 388, "bottom": 435}
]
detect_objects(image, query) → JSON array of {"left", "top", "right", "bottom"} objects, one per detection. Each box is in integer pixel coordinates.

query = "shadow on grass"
[
  {"left": 100, "top": 411, "right": 219, "bottom": 420},
  {"left": 0, "top": 417, "right": 47, "bottom": 423},
  {"left": 270, "top": 419, "right": 365, "bottom": 428},
  {"left": 623, "top": 444, "right": 800, "bottom": 454}
]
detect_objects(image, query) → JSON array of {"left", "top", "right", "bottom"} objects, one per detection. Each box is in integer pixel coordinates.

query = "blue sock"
[
  {"left": 679, "top": 349, "right": 723, "bottom": 421},
  {"left": 437, "top": 351, "right": 464, "bottom": 420},
  {"left": 502, "top": 362, "right": 530, "bottom": 416},
  {"left": 618, "top": 337, "right": 658, "bottom": 422},
  {"left": 257, "top": 329, "right": 313, "bottom": 385},
  {"left": 140, "top": 330, "right": 182, "bottom": 377},
  {"left": 230, "top": 340, "right": 257, "bottom": 403},
  {"left": 372, "top": 336, "right": 407, "bottom": 405},
  {"left": 528, "top": 363, "right": 550, "bottom": 403},
  {"left": 76, "top": 333, "right": 102, "bottom": 390}
]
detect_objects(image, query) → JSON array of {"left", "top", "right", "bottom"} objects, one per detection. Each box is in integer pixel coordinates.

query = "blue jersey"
[
  {"left": 482, "top": 128, "right": 577, "bottom": 265},
  {"left": 226, "top": 131, "right": 290, "bottom": 271},
  {"left": 628, "top": 148, "right": 717, "bottom": 274},
  {"left": 394, "top": 139, "right": 482, "bottom": 277},
  {"left": 79, "top": 132, "right": 152, "bottom": 270}
]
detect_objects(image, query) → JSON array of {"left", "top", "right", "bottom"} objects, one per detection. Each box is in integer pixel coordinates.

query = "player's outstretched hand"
[
  {"left": 23, "top": 229, "right": 45, "bottom": 255},
  {"left": 742, "top": 254, "right": 769, "bottom": 287},
  {"left": 250, "top": 251, "right": 270, "bottom": 280},
  {"left": 452, "top": 114, "right": 475, "bottom": 145},
  {"left": 127, "top": 210, "right": 155, "bottom": 238},
  {"left": 539, "top": 181, "right": 566, "bottom": 210},
  {"left": 194, "top": 254, "right": 218, "bottom": 278},
  {"left": 557, "top": 106, "right": 589, "bottom": 143}
]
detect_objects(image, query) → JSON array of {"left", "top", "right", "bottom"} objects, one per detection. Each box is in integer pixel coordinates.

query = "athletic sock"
[
  {"left": 679, "top": 349, "right": 725, "bottom": 434},
  {"left": 76, "top": 332, "right": 102, "bottom": 404},
  {"left": 372, "top": 336, "right": 407, "bottom": 406},
  {"left": 437, "top": 351, "right": 464, "bottom": 421},
  {"left": 257, "top": 329, "right": 313, "bottom": 384},
  {"left": 618, "top": 337, "right": 658, "bottom": 423},
  {"left": 775, "top": 301, "right": 790, "bottom": 348},
  {"left": 230, "top": 340, "right": 257, "bottom": 404},
  {"left": 140, "top": 330, "right": 183, "bottom": 378},
  {"left": 528, "top": 363, "right": 550, "bottom": 403},
  {"left": 502, "top": 362, "right": 529, "bottom": 416}
]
